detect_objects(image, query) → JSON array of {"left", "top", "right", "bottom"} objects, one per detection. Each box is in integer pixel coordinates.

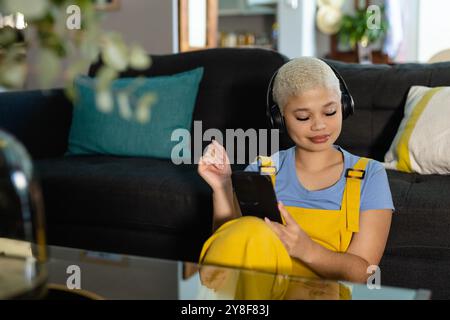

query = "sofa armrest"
[{"left": 0, "top": 88, "right": 73, "bottom": 159}]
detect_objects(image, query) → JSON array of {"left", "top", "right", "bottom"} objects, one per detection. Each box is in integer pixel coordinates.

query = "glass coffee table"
[{"left": 45, "top": 245, "right": 431, "bottom": 300}]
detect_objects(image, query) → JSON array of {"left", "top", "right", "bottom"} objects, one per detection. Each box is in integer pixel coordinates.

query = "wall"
[
  {"left": 417, "top": 0, "right": 450, "bottom": 62},
  {"left": 395, "top": 0, "right": 419, "bottom": 62},
  {"left": 278, "top": 0, "right": 317, "bottom": 58},
  {"left": 100, "top": 0, "right": 178, "bottom": 55}
]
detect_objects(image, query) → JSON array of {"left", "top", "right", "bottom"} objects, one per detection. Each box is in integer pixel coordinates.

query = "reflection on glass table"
[
  {"left": 182, "top": 263, "right": 431, "bottom": 300},
  {"left": 192, "top": 263, "right": 349, "bottom": 300},
  {"left": 45, "top": 246, "right": 431, "bottom": 300}
]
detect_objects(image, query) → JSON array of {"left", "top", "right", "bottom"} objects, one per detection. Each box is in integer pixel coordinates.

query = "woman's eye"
[
  {"left": 326, "top": 111, "right": 337, "bottom": 117},
  {"left": 296, "top": 117, "right": 309, "bottom": 122}
]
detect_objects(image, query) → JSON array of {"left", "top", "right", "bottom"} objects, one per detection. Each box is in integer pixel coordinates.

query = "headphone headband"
[
  {"left": 266, "top": 59, "right": 354, "bottom": 133},
  {"left": 266, "top": 71, "right": 281, "bottom": 129}
]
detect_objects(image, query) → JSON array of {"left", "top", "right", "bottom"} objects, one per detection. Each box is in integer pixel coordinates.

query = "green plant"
[
  {"left": 338, "top": 6, "right": 388, "bottom": 50},
  {"left": 0, "top": 0, "right": 155, "bottom": 123}
]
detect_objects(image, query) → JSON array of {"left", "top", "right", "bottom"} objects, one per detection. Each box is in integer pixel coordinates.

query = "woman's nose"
[{"left": 311, "top": 119, "right": 326, "bottom": 131}]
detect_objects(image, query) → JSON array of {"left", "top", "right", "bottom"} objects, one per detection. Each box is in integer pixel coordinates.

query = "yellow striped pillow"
[{"left": 384, "top": 86, "right": 450, "bottom": 175}]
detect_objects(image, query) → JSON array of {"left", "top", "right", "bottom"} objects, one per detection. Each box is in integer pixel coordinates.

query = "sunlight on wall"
[
  {"left": 188, "top": 0, "right": 207, "bottom": 47},
  {"left": 418, "top": 0, "right": 450, "bottom": 62}
]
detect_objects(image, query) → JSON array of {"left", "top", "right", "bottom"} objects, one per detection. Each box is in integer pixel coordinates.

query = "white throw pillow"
[{"left": 384, "top": 86, "right": 450, "bottom": 175}]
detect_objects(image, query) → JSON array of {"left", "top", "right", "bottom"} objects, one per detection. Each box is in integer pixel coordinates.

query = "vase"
[{"left": 357, "top": 41, "right": 373, "bottom": 64}]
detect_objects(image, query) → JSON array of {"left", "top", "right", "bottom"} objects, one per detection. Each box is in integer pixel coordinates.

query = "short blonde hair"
[{"left": 272, "top": 57, "right": 341, "bottom": 113}]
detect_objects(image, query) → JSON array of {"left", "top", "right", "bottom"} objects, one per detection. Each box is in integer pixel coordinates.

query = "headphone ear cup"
[
  {"left": 270, "top": 104, "right": 286, "bottom": 133},
  {"left": 341, "top": 97, "right": 349, "bottom": 119},
  {"left": 341, "top": 92, "right": 355, "bottom": 120}
]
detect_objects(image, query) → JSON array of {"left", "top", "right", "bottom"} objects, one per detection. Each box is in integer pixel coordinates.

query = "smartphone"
[{"left": 231, "top": 171, "right": 283, "bottom": 224}]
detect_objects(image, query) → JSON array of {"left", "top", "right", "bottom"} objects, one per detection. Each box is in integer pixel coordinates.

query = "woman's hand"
[
  {"left": 265, "top": 202, "right": 315, "bottom": 262},
  {"left": 198, "top": 140, "right": 232, "bottom": 191}
]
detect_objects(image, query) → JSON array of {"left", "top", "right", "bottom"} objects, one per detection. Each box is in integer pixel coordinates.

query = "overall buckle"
[
  {"left": 345, "top": 168, "right": 366, "bottom": 180},
  {"left": 259, "top": 166, "right": 277, "bottom": 176},
  {"left": 257, "top": 157, "right": 276, "bottom": 176}
]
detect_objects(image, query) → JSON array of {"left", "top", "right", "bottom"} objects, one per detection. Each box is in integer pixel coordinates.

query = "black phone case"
[{"left": 231, "top": 171, "right": 282, "bottom": 224}]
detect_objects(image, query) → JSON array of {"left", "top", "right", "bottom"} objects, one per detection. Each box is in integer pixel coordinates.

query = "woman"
[{"left": 197, "top": 57, "right": 394, "bottom": 286}]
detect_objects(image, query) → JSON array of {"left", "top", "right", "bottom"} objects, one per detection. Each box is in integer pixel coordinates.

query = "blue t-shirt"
[{"left": 244, "top": 145, "right": 395, "bottom": 212}]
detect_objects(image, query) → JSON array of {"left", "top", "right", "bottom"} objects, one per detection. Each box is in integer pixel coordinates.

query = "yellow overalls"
[{"left": 199, "top": 154, "right": 370, "bottom": 299}]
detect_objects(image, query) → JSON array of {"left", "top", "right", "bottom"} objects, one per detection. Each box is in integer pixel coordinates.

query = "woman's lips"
[{"left": 309, "top": 135, "right": 330, "bottom": 144}]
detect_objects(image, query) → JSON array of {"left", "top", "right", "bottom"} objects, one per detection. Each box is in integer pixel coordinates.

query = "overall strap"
[
  {"left": 257, "top": 156, "right": 276, "bottom": 187},
  {"left": 345, "top": 157, "right": 370, "bottom": 233}
]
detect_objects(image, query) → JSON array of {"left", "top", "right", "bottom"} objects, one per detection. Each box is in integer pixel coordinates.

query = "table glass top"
[{"left": 45, "top": 246, "right": 431, "bottom": 300}]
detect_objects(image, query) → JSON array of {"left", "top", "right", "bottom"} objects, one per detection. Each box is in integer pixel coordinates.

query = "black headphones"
[{"left": 266, "top": 59, "right": 354, "bottom": 133}]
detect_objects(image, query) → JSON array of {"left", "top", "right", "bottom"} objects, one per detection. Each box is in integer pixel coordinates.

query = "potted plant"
[{"left": 338, "top": 6, "right": 389, "bottom": 63}]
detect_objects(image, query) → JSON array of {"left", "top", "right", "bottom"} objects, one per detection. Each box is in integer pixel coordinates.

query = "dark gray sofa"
[{"left": 1, "top": 48, "right": 449, "bottom": 299}]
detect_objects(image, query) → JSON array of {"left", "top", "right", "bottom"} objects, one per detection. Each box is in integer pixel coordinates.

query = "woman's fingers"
[
  {"left": 212, "top": 142, "right": 225, "bottom": 165},
  {"left": 199, "top": 155, "right": 211, "bottom": 166},
  {"left": 199, "top": 154, "right": 224, "bottom": 173},
  {"left": 212, "top": 140, "right": 230, "bottom": 165},
  {"left": 265, "top": 217, "right": 283, "bottom": 237},
  {"left": 203, "top": 143, "right": 214, "bottom": 159},
  {"left": 204, "top": 143, "right": 219, "bottom": 163},
  {"left": 202, "top": 141, "right": 229, "bottom": 169},
  {"left": 202, "top": 144, "right": 218, "bottom": 162},
  {"left": 278, "top": 202, "right": 296, "bottom": 226}
]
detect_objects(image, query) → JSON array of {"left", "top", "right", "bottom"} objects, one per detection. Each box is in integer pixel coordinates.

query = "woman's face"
[{"left": 283, "top": 87, "right": 342, "bottom": 152}]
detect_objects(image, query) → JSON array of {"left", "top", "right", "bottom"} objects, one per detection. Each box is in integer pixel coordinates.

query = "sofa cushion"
[
  {"left": 384, "top": 86, "right": 450, "bottom": 175},
  {"left": 380, "top": 248, "right": 450, "bottom": 299},
  {"left": 68, "top": 68, "right": 204, "bottom": 159},
  {"left": 386, "top": 169, "right": 450, "bottom": 250}
]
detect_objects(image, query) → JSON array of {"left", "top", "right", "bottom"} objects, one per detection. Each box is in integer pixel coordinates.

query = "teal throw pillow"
[{"left": 67, "top": 67, "right": 203, "bottom": 159}]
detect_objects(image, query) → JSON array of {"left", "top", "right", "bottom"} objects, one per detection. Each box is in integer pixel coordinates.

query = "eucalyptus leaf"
[
  {"left": 36, "top": 48, "right": 61, "bottom": 89},
  {"left": 136, "top": 104, "right": 151, "bottom": 124},
  {"left": 0, "top": 63, "right": 27, "bottom": 88},
  {"left": 78, "top": 1, "right": 99, "bottom": 30},
  {"left": 80, "top": 32, "right": 101, "bottom": 63},
  {"left": 64, "top": 59, "right": 91, "bottom": 100},
  {"left": 0, "top": 28, "right": 17, "bottom": 47},
  {"left": 4, "top": 43, "right": 26, "bottom": 62},
  {"left": 135, "top": 93, "right": 157, "bottom": 123},
  {"left": 129, "top": 45, "right": 151, "bottom": 70},
  {"left": 96, "top": 65, "right": 118, "bottom": 91},
  {"left": 101, "top": 34, "right": 128, "bottom": 72},
  {"left": 117, "top": 92, "right": 133, "bottom": 120},
  {"left": 96, "top": 89, "right": 114, "bottom": 113},
  {"left": 64, "top": 85, "right": 76, "bottom": 102}
]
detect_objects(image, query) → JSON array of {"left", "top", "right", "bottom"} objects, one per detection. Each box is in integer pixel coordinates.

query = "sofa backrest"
[
  {"left": 328, "top": 60, "right": 450, "bottom": 161},
  {"left": 0, "top": 89, "right": 73, "bottom": 159}
]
